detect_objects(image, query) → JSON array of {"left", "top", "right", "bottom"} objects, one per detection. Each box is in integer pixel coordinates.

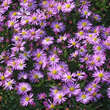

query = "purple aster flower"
[
  {"left": 93, "top": 14, "right": 101, "bottom": 22},
  {"left": 62, "top": 1, "right": 75, "bottom": 13},
  {"left": 77, "top": 19, "right": 92, "bottom": 30},
  {"left": 66, "top": 82, "right": 81, "bottom": 97},
  {"left": 92, "top": 53, "right": 106, "bottom": 67},
  {"left": 17, "top": 82, "right": 32, "bottom": 95},
  {"left": 20, "top": 93, "right": 34, "bottom": 106},
  {"left": 93, "top": 70, "right": 106, "bottom": 82},
  {"left": 48, "top": 54, "right": 59, "bottom": 65},
  {"left": 29, "top": 70, "right": 44, "bottom": 83},
  {"left": 80, "top": 7, "right": 91, "bottom": 18},
  {"left": 50, "top": 86, "right": 59, "bottom": 97},
  {"left": 53, "top": 91, "right": 66, "bottom": 104},
  {"left": 51, "top": 21, "right": 65, "bottom": 33},
  {"left": 76, "top": 92, "right": 92, "bottom": 104},
  {"left": 47, "top": 65, "right": 61, "bottom": 80},
  {"left": 3, "top": 78, "right": 16, "bottom": 90},
  {"left": 61, "top": 72, "right": 76, "bottom": 82},
  {"left": 76, "top": 71, "right": 87, "bottom": 80},
  {"left": 42, "top": 36, "right": 54, "bottom": 46}
]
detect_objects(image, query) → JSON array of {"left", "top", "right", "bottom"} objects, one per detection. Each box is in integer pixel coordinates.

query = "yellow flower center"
[
  {"left": 67, "top": 75, "right": 72, "bottom": 79},
  {"left": 69, "top": 87, "right": 75, "bottom": 91},
  {"left": 88, "top": 88, "right": 92, "bottom": 92},
  {"left": 84, "top": 11, "right": 88, "bottom": 15},
  {"left": 34, "top": 74, "right": 39, "bottom": 79},
  {"left": 72, "top": 42, "right": 76, "bottom": 46},
  {"left": 8, "top": 81, "right": 12, "bottom": 86},
  {"left": 54, "top": 89, "right": 58, "bottom": 94},
  {"left": 12, "top": 12, "right": 17, "bottom": 16},
  {"left": 52, "top": 70, "right": 57, "bottom": 74},
  {"left": 21, "top": 87, "right": 26, "bottom": 91},
  {"left": 81, "top": 94, "right": 86, "bottom": 99},
  {"left": 55, "top": 24, "right": 60, "bottom": 29},
  {"left": 96, "top": 57, "right": 100, "bottom": 61},
  {"left": 50, "top": 57, "right": 55, "bottom": 61},
  {"left": 97, "top": 46, "right": 101, "bottom": 51},
  {"left": 36, "top": 53, "right": 41, "bottom": 58},
  {"left": 79, "top": 31, "right": 84, "bottom": 35},
  {"left": 77, "top": 73, "right": 81, "bottom": 76},
  {"left": 58, "top": 95, "right": 62, "bottom": 99},
  {"left": 25, "top": 97, "right": 30, "bottom": 101},
  {"left": 1, "top": 76, "right": 5, "bottom": 80},
  {"left": 66, "top": 4, "right": 71, "bottom": 8},
  {"left": 50, "top": 104, "right": 54, "bottom": 109},
  {"left": 39, "top": 61, "right": 43, "bottom": 65},
  {"left": 43, "top": 1, "right": 47, "bottom": 5},
  {"left": 82, "top": 22, "right": 87, "bottom": 27},
  {"left": 10, "top": 21, "right": 15, "bottom": 26},
  {"left": 98, "top": 73, "right": 104, "bottom": 78},
  {"left": 45, "top": 38, "right": 50, "bottom": 42},
  {"left": 32, "top": 17, "right": 37, "bottom": 20}
]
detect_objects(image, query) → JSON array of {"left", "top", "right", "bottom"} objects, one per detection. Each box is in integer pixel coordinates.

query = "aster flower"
[
  {"left": 53, "top": 91, "right": 66, "bottom": 104},
  {"left": 51, "top": 21, "right": 65, "bottom": 33},
  {"left": 29, "top": 70, "right": 44, "bottom": 83},
  {"left": 42, "top": 36, "right": 54, "bottom": 46},
  {"left": 62, "top": 72, "right": 76, "bottom": 82},
  {"left": 62, "top": 1, "right": 75, "bottom": 13},
  {"left": 48, "top": 54, "right": 59, "bottom": 65},
  {"left": 80, "top": 7, "right": 91, "bottom": 18},
  {"left": 76, "top": 71, "right": 87, "bottom": 80},
  {"left": 93, "top": 70, "right": 106, "bottom": 82},
  {"left": 20, "top": 93, "right": 34, "bottom": 106},
  {"left": 47, "top": 65, "right": 61, "bottom": 80},
  {"left": 66, "top": 82, "right": 81, "bottom": 97},
  {"left": 4, "top": 79, "right": 16, "bottom": 90},
  {"left": 77, "top": 19, "right": 92, "bottom": 30},
  {"left": 76, "top": 92, "right": 92, "bottom": 104},
  {"left": 93, "top": 14, "right": 101, "bottom": 22},
  {"left": 50, "top": 86, "right": 59, "bottom": 97},
  {"left": 68, "top": 38, "right": 78, "bottom": 48},
  {"left": 16, "top": 59, "right": 26, "bottom": 70},
  {"left": 17, "top": 82, "right": 32, "bottom": 95},
  {"left": 92, "top": 53, "right": 106, "bottom": 67}
]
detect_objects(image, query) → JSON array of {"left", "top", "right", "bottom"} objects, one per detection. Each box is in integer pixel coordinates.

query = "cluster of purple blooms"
[{"left": 0, "top": 0, "right": 110, "bottom": 109}]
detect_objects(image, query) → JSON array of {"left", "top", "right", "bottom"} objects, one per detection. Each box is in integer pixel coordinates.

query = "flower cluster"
[{"left": 0, "top": 0, "right": 110, "bottom": 109}]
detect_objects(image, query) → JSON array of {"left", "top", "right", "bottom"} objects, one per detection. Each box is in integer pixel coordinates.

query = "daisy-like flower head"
[
  {"left": 4, "top": 78, "right": 16, "bottom": 90},
  {"left": 48, "top": 54, "right": 59, "bottom": 65},
  {"left": 51, "top": 21, "right": 65, "bottom": 33},
  {"left": 66, "top": 82, "right": 81, "bottom": 97},
  {"left": 62, "top": 72, "right": 76, "bottom": 82},
  {"left": 77, "top": 19, "right": 92, "bottom": 30},
  {"left": 29, "top": 70, "right": 44, "bottom": 82},
  {"left": 17, "top": 82, "right": 32, "bottom": 95},
  {"left": 20, "top": 93, "right": 34, "bottom": 106},
  {"left": 53, "top": 91, "right": 66, "bottom": 104},
  {"left": 76, "top": 92, "right": 92, "bottom": 104},
  {"left": 47, "top": 65, "right": 61, "bottom": 80},
  {"left": 16, "top": 59, "right": 26, "bottom": 70},
  {"left": 93, "top": 70, "right": 106, "bottom": 82},
  {"left": 42, "top": 36, "right": 54, "bottom": 46},
  {"left": 76, "top": 71, "right": 87, "bottom": 80},
  {"left": 62, "top": 1, "right": 75, "bottom": 13}
]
